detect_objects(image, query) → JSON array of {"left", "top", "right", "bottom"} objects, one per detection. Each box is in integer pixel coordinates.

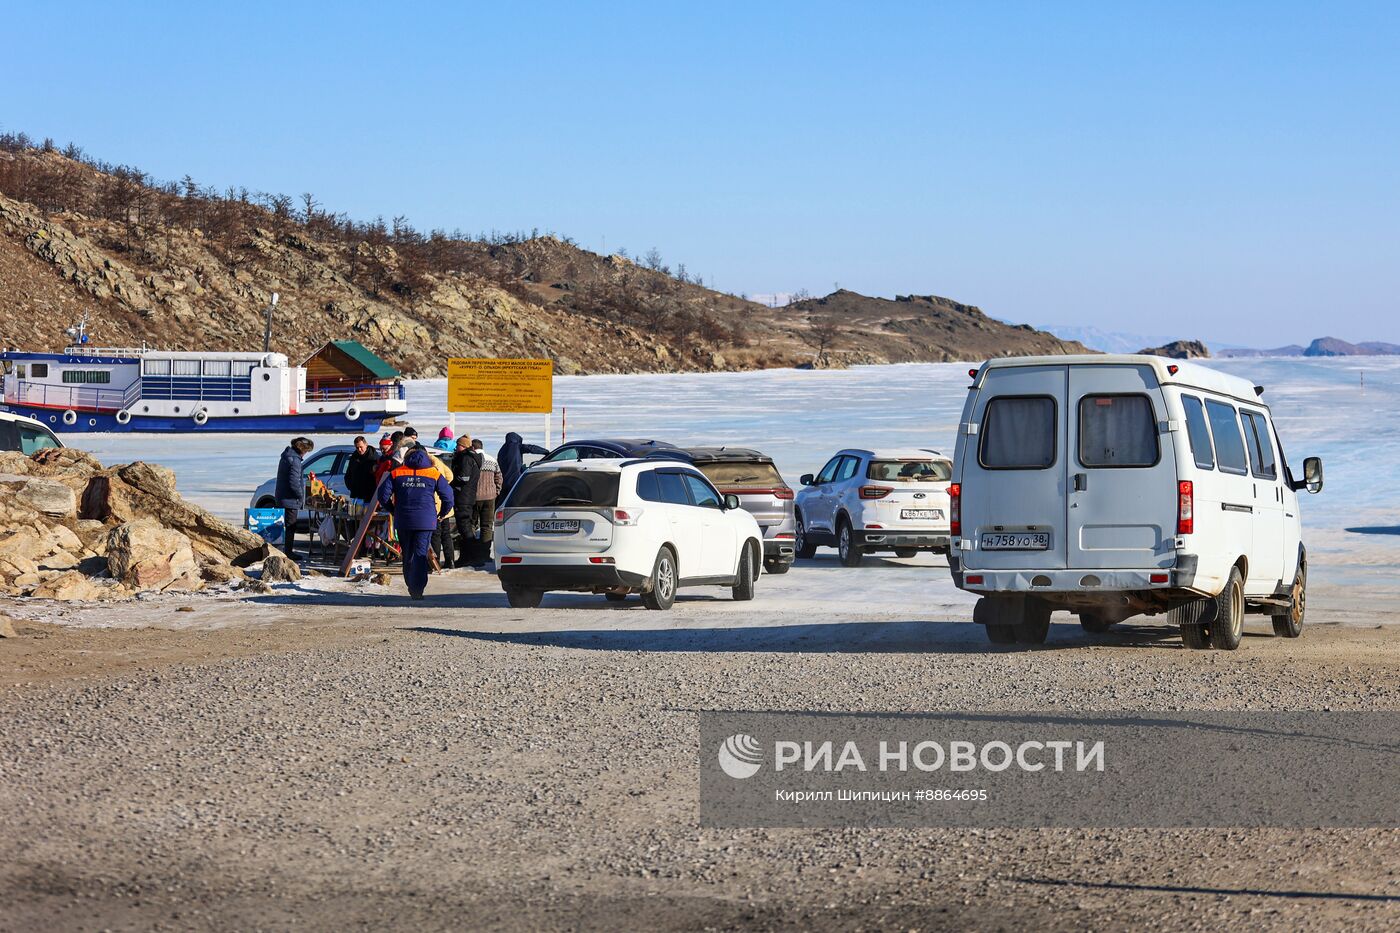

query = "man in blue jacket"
[
  {"left": 378, "top": 445, "right": 455, "bottom": 600},
  {"left": 275, "top": 437, "right": 315, "bottom": 559}
]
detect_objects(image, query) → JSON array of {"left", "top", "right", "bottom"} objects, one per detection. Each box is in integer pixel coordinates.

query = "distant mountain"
[
  {"left": 787, "top": 291, "right": 1087, "bottom": 364},
  {"left": 1037, "top": 324, "right": 1193, "bottom": 355},
  {"left": 1218, "top": 337, "right": 1400, "bottom": 358}
]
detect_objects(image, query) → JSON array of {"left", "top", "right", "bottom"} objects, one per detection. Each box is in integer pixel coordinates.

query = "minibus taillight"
[
  {"left": 1177, "top": 481, "right": 1193, "bottom": 535},
  {"left": 859, "top": 485, "right": 892, "bottom": 499},
  {"left": 949, "top": 483, "right": 961, "bottom": 537}
]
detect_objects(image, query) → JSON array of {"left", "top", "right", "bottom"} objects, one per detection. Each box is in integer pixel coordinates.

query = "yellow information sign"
[{"left": 447, "top": 358, "right": 554, "bottom": 414}]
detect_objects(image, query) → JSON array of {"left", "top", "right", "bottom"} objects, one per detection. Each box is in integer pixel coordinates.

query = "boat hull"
[{"left": 4, "top": 408, "right": 396, "bottom": 434}]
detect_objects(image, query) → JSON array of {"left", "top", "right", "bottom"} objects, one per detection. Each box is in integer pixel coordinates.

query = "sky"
[{"left": 5, "top": 1, "right": 1398, "bottom": 346}]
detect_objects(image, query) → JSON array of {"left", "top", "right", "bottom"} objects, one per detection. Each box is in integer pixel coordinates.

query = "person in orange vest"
[{"left": 376, "top": 445, "right": 454, "bottom": 600}]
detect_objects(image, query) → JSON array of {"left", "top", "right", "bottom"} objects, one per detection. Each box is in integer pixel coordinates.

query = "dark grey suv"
[{"left": 682, "top": 447, "right": 796, "bottom": 574}]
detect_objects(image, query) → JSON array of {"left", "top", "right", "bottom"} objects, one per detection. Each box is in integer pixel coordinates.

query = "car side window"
[
  {"left": 547, "top": 447, "right": 581, "bottom": 462},
  {"left": 1242, "top": 410, "right": 1278, "bottom": 480},
  {"left": 635, "top": 470, "right": 662, "bottom": 502},
  {"left": 835, "top": 456, "right": 860, "bottom": 482},
  {"left": 681, "top": 473, "right": 723, "bottom": 509},
  {"left": 304, "top": 451, "right": 340, "bottom": 475},
  {"left": 1204, "top": 399, "right": 1249, "bottom": 475},
  {"left": 815, "top": 456, "right": 842, "bottom": 485},
  {"left": 655, "top": 471, "right": 691, "bottom": 506},
  {"left": 1180, "top": 395, "right": 1215, "bottom": 470}
]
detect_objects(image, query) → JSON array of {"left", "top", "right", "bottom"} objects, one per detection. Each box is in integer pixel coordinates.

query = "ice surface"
[{"left": 72, "top": 357, "right": 1397, "bottom": 589}]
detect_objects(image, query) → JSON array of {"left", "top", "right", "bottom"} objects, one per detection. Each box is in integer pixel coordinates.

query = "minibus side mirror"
[
  {"left": 723, "top": 493, "right": 741, "bottom": 511},
  {"left": 800, "top": 473, "right": 815, "bottom": 486},
  {"left": 1296, "top": 456, "right": 1324, "bottom": 494}
]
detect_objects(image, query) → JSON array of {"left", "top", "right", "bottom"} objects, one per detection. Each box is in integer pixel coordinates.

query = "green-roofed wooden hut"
[{"left": 303, "top": 341, "right": 402, "bottom": 396}]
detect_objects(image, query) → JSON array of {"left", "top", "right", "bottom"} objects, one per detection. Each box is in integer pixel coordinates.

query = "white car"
[
  {"left": 0, "top": 410, "right": 64, "bottom": 453},
  {"left": 950, "top": 354, "right": 1321, "bottom": 649},
  {"left": 494, "top": 458, "right": 765, "bottom": 609},
  {"left": 794, "top": 448, "right": 953, "bottom": 566}
]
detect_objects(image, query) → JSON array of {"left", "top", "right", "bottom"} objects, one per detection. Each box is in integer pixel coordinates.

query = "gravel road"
[{"left": 2, "top": 561, "right": 1398, "bottom": 931}]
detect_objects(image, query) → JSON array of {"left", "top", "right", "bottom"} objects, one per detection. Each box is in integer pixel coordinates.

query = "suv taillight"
[
  {"left": 949, "top": 483, "right": 961, "bottom": 537},
  {"left": 613, "top": 508, "right": 642, "bottom": 526},
  {"left": 859, "top": 485, "right": 892, "bottom": 499},
  {"left": 774, "top": 486, "right": 794, "bottom": 500},
  {"left": 494, "top": 509, "right": 504, "bottom": 524},
  {"left": 1177, "top": 481, "right": 1193, "bottom": 535}
]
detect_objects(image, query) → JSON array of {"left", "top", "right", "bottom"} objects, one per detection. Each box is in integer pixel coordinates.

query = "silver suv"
[{"left": 682, "top": 447, "right": 796, "bottom": 574}]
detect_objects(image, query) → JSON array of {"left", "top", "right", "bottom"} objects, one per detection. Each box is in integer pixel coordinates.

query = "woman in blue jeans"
[{"left": 377, "top": 446, "right": 455, "bottom": 600}]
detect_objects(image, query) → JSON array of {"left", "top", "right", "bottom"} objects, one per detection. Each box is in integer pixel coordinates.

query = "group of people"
[{"left": 274, "top": 428, "right": 548, "bottom": 600}]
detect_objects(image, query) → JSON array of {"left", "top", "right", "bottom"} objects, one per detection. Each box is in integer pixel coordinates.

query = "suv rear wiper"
[{"left": 548, "top": 497, "right": 594, "bottom": 505}]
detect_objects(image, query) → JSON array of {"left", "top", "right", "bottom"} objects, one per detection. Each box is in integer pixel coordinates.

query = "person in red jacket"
[{"left": 377, "top": 446, "right": 454, "bottom": 600}]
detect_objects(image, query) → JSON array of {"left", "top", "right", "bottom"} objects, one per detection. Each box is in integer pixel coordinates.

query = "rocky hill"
[
  {"left": 1218, "top": 337, "right": 1400, "bottom": 358},
  {"left": 1138, "top": 339, "right": 1210, "bottom": 359},
  {"left": 0, "top": 138, "right": 1084, "bottom": 375}
]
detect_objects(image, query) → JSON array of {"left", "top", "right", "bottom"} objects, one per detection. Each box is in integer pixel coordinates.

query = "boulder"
[
  {"left": 105, "top": 520, "right": 203, "bottom": 592},
  {"left": 0, "top": 528, "right": 51, "bottom": 563},
  {"left": 31, "top": 571, "right": 107, "bottom": 602},
  {"left": 0, "top": 553, "right": 41, "bottom": 580},
  {"left": 0, "top": 477, "right": 77, "bottom": 518},
  {"left": 259, "top": 549, "right": 302, "bottom": 583},
  {"left": 0, "top": 615, "right": 16, "bottom": 637}
]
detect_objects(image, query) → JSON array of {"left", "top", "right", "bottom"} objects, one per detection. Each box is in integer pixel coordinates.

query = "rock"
[
  {"left": 0, "top": 553, "right": 41, "bottom": 580},
  {"left": 0, "top": 615, "right": 16, "bottom": 637},
  {"left": 81, "top": 465, "right": 264, "bottom": 562},
  {"left": 105, "top": 520, "right": 203, "bottom": 592},
  {"left": 259, "top": 549, "right": 302, "bottom": 584},
  {"left": 1139, "top": 339, "right": 1210, "bottom": 359},
  {"left": 0, "top": 528, "right": 50, "bottom": 562},
  {"left": 37, "top": 550, "right": 81, "bottom": 571},
  {"left": 31, "top": 571, "right": 107, "bottom": 601},
  {"left": 0, "top": 477, "right": 77, "bottom": 518},
  {"left": 199, "top": 559, "right": 248, "bottom": 585}
]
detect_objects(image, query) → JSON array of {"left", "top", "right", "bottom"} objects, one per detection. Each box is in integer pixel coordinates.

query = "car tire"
[
  {"left": 1272, "top": 557, "right": 1305, "bottom": 638},
  {"left": 732, "top": 544, "right": 757, "bottom": 601},
  {"left": 894, "top": 548, "right": 918, "bottom": 559},
  {"left": 1208, "top": 565, "right": 1245, "bottom": 651},
  {"left": 794, "top": 514, "right": 817, "bottom": 559},
  {"left": 256, "top": 496, "right": 277, "bottom": 509},
  {"left": 641, "top": 547, "right": 677, "bottom": 611},
  {"left": 1014, "top": 598, "right": 1052, "bottom": 645},
  {"left": 604, "top": 592, "right": 629, "bottom": 602},
  {"left": 837, "top": 518, "right": 863, "bottom": 567},
  {"left": 1078, "top": 611, "right": 1116, "bottom": 634},
  {"left": 1168, "top": 598, "right": 1211, "bottom": 649},
  {"left": 974, "top": 597, "right": 1017, "bottom": 645},
  {"left": 504, "top": 585, "right": 544, "bottom": 609},
  {"left": 763, "top": 559, "right": 791, "bottom": 575}
]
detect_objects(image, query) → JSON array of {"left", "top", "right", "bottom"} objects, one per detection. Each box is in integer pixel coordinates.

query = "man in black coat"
[
  {"left": 497, "top": 431, "right": 548, "bottom": 499},
  {"left": 450, "top": 434, "right": 482, "bottom": 555},
  {"left": 344, "top": 435, "right": 381, "bottom": 505},
  {"left": 274, "top": 437, "right": 314, "bottom": 559}
]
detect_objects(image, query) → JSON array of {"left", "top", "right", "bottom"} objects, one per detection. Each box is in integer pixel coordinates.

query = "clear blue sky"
[{"left": 6, "top": 1, "right": 1398, "bottom": 346}]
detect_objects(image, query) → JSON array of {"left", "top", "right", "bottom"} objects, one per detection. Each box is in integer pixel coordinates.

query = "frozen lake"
[{"left": 73, "top": 356, "right": 1396, "bottom": 590}]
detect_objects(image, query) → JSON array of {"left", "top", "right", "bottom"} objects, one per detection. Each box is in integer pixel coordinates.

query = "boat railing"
[
  {"left": 303, "top": 382, "right": 406, "bottom": 402},
  {"left": 62, "top": 346, "right": 147, "bottom": 358},
  {"left": 6, "top": 381, "right": 129, "bottom": 413}
]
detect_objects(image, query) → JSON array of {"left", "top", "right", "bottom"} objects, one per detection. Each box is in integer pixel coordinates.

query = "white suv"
[
  {"left": 494, "top": 458, "right": 765, "bottom": 609},
  {"left": 795, "top": 448, "right": 953, "bottom": 566}
]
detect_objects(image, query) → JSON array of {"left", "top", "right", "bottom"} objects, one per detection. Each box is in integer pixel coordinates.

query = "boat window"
[
  {"left": 204, "top": 359, "right": 232, "bottom": 377},
  {"left": 1079, "top": 394, "right": 1159, "bottom": 468},
  {"left": 980, "top": 396, "right": 1057, "bottom": 470},
  {"left": 1204, "top": 400, "right": 1249, "bottom": 475},
  {"left": 31, "top": 363, "right": 49, "bottom": 378},
  {"left": 143, "top": 359, "right": 172, "bottom": 376},
  {"left": 231, "top": 361, "right": 257, "bottom": 377},
  {"left": 62, "top": 370, "right": 112, "bottom": 384},
  {"left": 13, "top": 364, "right": 25, "bottom": 378},
  {"left": 172, "top": 360, "right": 201, "bottom": 377}
]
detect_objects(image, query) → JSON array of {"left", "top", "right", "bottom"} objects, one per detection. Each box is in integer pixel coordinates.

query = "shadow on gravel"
[
  {"left": 1345, "top": 525, "right": 1400, "bottom": 536},
  {"left": 405, "top": 619, "right": 1188, "bottom": 654},
  {"left": 1016, "top": 876, "right": 1400, "bottom": 903},
  {"left": 245, "top": 591, "right": 508, "bottom": 609}
]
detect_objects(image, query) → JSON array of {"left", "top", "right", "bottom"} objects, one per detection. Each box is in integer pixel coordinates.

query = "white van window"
[
  {"left": 1079, "top": 395, "right": 1159, "bottom": 468},
  {"left": 1180, "top": 395, "right": 1215, "bottom": 470},
  {"left": 980, "top": 396, "right": 1056, "bottom": 470},
  {"left": 1242, "top": 410, "right": 1277, "bottom": 480},
  {"left": 1204, "top": 400, "right": 1249, "bottom": 475}
]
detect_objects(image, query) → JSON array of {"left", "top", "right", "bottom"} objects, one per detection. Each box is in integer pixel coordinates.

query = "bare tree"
[{"left": 802, "top": 319, "right": 841, "bottom": 367}]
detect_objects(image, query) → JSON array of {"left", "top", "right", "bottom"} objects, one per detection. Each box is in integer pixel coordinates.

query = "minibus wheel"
[
  {"left": 1078, "top": 611, "right": 1116, "bottom": 634},
  {"left": 1272, "top": 558, "right": 1305, "bottom": 638},
  {"left": 1208, "top": 566, "right": 1245, "bottom": 650},
  {"left": 1014, "top": 599, "right": 1052, "bottom": 645},
  {"left": 1168, "top": 599, "right": 1211, "bottom": 649},
  {"left": 974, "top": 597, "right": 1017, "bottom": 644}
]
